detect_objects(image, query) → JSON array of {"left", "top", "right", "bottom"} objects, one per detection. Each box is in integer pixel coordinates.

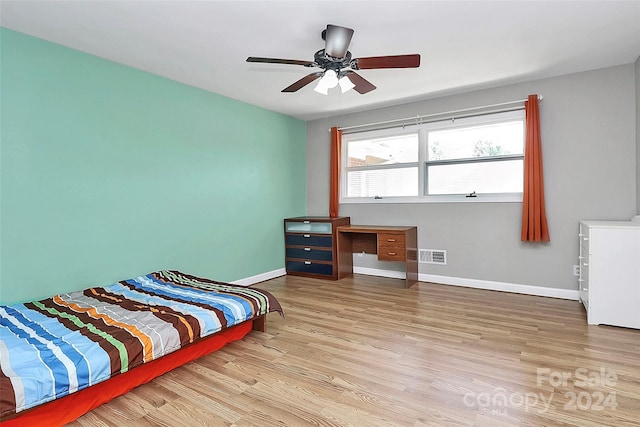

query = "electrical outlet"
[{"left": 573, "top": 265, "right": 580, "bottom": 276}]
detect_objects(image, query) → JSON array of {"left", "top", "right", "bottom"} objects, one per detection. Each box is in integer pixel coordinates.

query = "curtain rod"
[{"left": 332, "top": 95, "right": 543, "bottom": 134}]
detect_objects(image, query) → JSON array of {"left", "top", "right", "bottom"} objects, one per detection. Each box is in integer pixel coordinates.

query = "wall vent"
[{"left": 419, "top": 249, "right": 447, "bottom": 265}]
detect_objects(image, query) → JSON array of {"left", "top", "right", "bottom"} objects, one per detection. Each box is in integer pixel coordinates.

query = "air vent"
[{"left": 419, "top": 249, "right": 447, "bottom": 265}]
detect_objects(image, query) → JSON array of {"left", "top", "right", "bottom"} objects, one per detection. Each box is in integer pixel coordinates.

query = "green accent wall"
[{"left": 0, "top": 29, "right": 306, "bottom": 304}]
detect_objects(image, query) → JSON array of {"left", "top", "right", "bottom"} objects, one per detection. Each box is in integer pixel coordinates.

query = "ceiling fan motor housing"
[{"left": 313, "top": 49, "right": 352, "bottom": 75}]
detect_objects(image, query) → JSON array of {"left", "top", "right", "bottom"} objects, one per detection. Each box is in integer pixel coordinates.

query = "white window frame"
[{"left": 340, "top": 110, "right": 525, "bottom": 204}]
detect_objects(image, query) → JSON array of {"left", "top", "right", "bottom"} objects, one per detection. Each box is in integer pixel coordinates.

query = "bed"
[{"left": 0, "top": 270, "right": 283, "bottom": 426}]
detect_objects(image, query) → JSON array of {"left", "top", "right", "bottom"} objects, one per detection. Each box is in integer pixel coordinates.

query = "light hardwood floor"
[{"left": 68, "top": 275, "right": 640, "bottom": 427}]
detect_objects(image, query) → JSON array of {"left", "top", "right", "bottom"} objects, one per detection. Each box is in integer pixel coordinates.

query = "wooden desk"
[{"left": 336, "top": 225, "right": 418, "bottom": 288}]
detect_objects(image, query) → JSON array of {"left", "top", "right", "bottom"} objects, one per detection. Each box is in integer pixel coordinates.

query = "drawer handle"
[
  {"left": 303, "top": 234, "right": 310, "bottom": 238},
  {"left": 304, "top": 247, "right": 311, "bottom": 251},
  {"left": 578, "top": 279, "right": 584, "bottom": 282},
  {"left": 582, "top": 288, "right": 588, "bottom": 291},
  {"left": 304, "top": 261, "right": 311, "bottom": 265},
  {"left": 387, "top": 252, "right": 397, "bottom": 256},
  {"left": 387, "top": 238, "right": 397, "bottom": 242},
  {"left": 303, "top": 221, "right": 310, "bottom": 224},
  {"left": 582, "top": 262, "right": 588, "bottom": 266}
]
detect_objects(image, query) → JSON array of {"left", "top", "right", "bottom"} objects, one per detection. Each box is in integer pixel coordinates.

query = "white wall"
[
  {"left": 636, "top": 55, "right": 640, "bottom": 214},
  {"left": 306, "top": 64, "right": 637, "bottom": 291}
]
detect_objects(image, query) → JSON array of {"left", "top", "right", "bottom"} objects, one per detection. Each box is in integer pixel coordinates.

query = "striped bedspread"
[{"left": 0, "top": 270, "right": 282, "bottom": 418}]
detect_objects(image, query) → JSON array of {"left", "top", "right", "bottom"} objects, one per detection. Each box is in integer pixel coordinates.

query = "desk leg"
[
  {"left": 405, "top": 256, "right": 418, "bottom": 288},
  {"left": 337, "top": 231, "right": 353, "bottom": 279},
  {"left": 405, "top": 229, "right": 419, "bottom": 288}
]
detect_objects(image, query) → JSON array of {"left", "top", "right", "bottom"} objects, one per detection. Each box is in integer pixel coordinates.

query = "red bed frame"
[{"left": 1, "top": 318, "right": 260, "bottom": 427}]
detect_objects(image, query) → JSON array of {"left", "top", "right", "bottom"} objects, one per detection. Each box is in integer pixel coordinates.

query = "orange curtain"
[
  {"left": 329, "top": 127, "right": 342, "bottom": 218},
  {"left": 521, "top": 95, "right": 550, "bottom": 242}
]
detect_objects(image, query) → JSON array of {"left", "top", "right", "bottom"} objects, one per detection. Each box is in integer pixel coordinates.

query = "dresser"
[
  {"left": 578, "top": 220, "right": 640, "bottom": 328},
  {"left": 284, "top": 216, "right": 350, "bottom": 280}
]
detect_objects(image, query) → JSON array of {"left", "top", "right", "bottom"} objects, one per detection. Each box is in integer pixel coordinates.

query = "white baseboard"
[
  {"left": 354, "top": 266, "right": 407, "bottom": 280},
  {"left": 231, "top": 268, "right": 286, "bottom": 287},
  {"left": 420, "top": 273, "right": 579, "bottom": 300},
  {"left": 353, "top": 267, "right": 579, "bottom": 300},
  {"left": 236, "top": 267, "right": 580, "bottom": 301}
]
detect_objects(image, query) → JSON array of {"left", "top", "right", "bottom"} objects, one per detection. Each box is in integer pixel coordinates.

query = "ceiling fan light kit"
[
  {"left": 314, "top": 70, "right": 354, "bottom": 95},
  {"left": 247, "top": 24, "right": 420, "bottom": 95},
  {"left": 313, "top": 80, "right": 329, "bottom": 95},
  {"left": 314, "top": 69, "right": 338, "bottom": 94},
  {"left": 338, "top": 75, "right": 355, "bottom": 93}
]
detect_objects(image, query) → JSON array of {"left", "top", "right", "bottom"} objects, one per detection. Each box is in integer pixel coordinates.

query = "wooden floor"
[{"left": 69, "top": 275, "right": 640, "bottom": 427}]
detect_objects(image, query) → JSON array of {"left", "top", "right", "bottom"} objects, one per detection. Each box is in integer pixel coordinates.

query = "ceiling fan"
[{"left": 246, "top": 24, "right": 421, "bottom": 95}]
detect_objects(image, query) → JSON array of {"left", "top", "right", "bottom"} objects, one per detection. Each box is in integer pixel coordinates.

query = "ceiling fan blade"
[
  {"left": 282, "top": 72, "right": 324, "bottom": 92},
  {"left": 352, "top": 54, "right": 421, "bottom": 70},
  {"left": 247, "top": 57, "right": 314, "bottom": 67},
  {"left": 324, "top": 24, "right": 354, "bottom": 58},
  {"left": 344, "top": 71, "right": 376, "bottom": 94}
]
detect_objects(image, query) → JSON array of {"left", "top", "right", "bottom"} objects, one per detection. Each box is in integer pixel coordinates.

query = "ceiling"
[{"left": 2, "top": 1, "right": 639, "bottom": 121}]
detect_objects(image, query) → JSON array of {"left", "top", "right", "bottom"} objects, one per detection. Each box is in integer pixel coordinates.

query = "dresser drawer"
[
  {"left": 579, "top": 257, "right": 590, "bottom": 283},
  {"left": 286, "top": 260, "right": 333, "bottom": 276},
  {"left": 285, "top": 221, "right": 332, "bottom": 234},
  {"left": 579, "top": 228, "right": 590, "bottom": 253},
  {"left": 377, "top": 233, "right": 406, "bottom": 261},
  {"left": 580, "top": 282, "right": 589, "bottom": 309},
  {"left": 286, "top": 247, "right": 333, "bottom": 261},
  {"left": 285, "top": 234, "right": 332, "bottom": 247}
]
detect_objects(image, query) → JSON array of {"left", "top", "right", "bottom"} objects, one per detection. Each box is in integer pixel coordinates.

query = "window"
[
  {"left": 341, "top": 110, "right": 525, "bottom": 203},
  {"left": 345, "top": 133, "right": 419, "bottom": 198}
]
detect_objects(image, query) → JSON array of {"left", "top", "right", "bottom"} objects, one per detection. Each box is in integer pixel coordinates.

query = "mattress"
[{"left": 0, "top": 270, "right": 283, "bottom": 421}]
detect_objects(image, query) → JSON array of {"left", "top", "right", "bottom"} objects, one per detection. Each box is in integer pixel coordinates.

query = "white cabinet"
[{"left": 578, "top": 220, "right": 640, "bottom": 328}]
